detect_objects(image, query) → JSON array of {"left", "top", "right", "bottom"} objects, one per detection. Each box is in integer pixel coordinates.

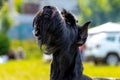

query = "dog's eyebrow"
[
  {"left": 51, "top": 8, "right": 58, "bottom": 18},
  {"left": 33, "top": 9, "right": 44, "bottom": 27}
]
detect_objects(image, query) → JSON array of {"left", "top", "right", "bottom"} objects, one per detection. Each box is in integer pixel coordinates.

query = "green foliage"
[
  {"left": 0, "top": 2, "right": 12, "bottom": 56},
  {"left": 1, "top": 14, "right": 13, "bottom": 33},
  {"left": 14, "top": 0, "right": 22, "bottom": 13},
  {"left": 11, "top": 40, "right": 43, "bottom": 59},
  {"left": 0, "top": 33, "right": 10, "bottom": 55},
  {"left": 77, "top": 0, "right": 120, "bottom": 26},
  {"left": 109, "top": 0, "right": 120, "bottom": 21},
  {"left": 0, "top": 2, "right": 13, "bottom": 33},
  {"left": 0, "top": 0, "right": 4, "bottom": 9}
]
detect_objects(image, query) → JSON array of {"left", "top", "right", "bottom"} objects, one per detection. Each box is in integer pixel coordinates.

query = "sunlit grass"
[
  {"left": 0, "top": 59, "right": 50, "bottom": 80},
  {"left": 0, "top": 59, "right": 120, "bottom": 80},
  {"left": 10, "top": 40, "right": 43, "bottom": 59},
  {"left": 7, "top": 40, "right": 120, "bottom": 79},
  {"left": 83, "top": 62, "right": 120, "bottom": 78}
]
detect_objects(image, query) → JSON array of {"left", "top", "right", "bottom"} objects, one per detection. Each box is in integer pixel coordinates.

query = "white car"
[{"left": 85, "top": 33, "right": 120, "bottom": 65}]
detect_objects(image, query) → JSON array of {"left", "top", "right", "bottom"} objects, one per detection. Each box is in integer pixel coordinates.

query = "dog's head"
[
  {"left": 33, "top": 6, "right": 63, "bottom": 44},
  {"left": 33, "top": 5, "right": 91, "bottom": 54}
]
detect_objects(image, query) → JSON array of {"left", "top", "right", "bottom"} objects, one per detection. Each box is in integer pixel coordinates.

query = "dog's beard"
[{"left": 33, "top": 6, "right": 64, "bottom": 50}]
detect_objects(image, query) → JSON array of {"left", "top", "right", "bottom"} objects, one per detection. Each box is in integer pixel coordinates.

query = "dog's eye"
[
  {"left": 32, "top": 29, "right": 40, "bottom": 37},
  {"left": 35, "top": 30, "right": 40, "bottom": 36},
  {"left": 32, "top": 30, "right": 35, "bottom": 36}
]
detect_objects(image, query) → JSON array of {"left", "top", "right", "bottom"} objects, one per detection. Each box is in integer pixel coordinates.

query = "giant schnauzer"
[{"left": 33, "top": 6, "right": 92, "bottom": 80}]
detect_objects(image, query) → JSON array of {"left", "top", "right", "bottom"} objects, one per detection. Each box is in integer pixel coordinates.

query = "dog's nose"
[
  {"left": 44, "top": 6, "right": 52, "bottom": 9},
  {"left": 43, "top": 6, "right": 52, "bottom": 13}
]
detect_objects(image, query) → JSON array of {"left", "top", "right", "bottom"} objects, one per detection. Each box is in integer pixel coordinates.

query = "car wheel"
[{"left": 105, "top": 54, "right": 119, "bottom": 66}]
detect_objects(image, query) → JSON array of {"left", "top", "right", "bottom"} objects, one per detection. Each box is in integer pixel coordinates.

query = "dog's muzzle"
[{"left": 43, "top": 6, "right": 53, "bottom": 18}]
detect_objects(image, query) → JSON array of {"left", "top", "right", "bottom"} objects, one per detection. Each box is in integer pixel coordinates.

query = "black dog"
[{"left": 33, "top": 6, "right": 92, "bottom": 80}]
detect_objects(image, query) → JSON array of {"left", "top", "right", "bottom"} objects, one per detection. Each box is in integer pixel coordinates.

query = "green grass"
[
  {"left": 0, "top": 59, "right": 120, "bottom": 80},
  {"left": 0, "top": 59, "right": 50, "bottom": 80},
  {"left": 10, "top": 40, "right": 43, "bottom": 59},
  {"left": 7, "top": 40, "right": 120, "bottom": 79},
  {"left": 83, "top": 62, "right": 120, "bottom": 78}
]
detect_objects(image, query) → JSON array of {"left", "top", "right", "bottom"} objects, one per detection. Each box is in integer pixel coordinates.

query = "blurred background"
[{"left": 0, "top": 0, "right": 120, "bottom": 80}]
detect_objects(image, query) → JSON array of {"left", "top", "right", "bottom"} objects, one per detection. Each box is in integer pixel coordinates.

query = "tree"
[
  {"left": 0, "top": 2, "right": 13, "bottom": 34},
  {"left": 77, "top": 0, "right": 120, "bottom": 27},
  {"left": 14, "top": 0, "right": 22, "bottom": 13},
  {"left": 0, "top": 0, "right": 4, "bottom": 9},
  {"left": 0, "top": 33, "right": 10, "bottom": 55},
  {"left": 0, "top": 1, "right": 11, "bottom": 55}
]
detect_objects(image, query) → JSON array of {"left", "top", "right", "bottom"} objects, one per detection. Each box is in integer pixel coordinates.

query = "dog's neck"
[{"left": 50, "top": 48, "right": 83, "bottom": 80}]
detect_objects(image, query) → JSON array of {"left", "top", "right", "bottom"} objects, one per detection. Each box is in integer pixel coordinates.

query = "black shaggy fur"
[{"left": 33, "top": 6, "right": 92, "bottom": 80}]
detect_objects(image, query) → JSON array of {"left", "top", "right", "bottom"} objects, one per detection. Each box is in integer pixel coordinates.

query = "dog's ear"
[
  {"left": 77, "top": 21, "right": 91, "bottom": 46},
  {"left": 61, "top": 9, "right": 77, "bottom": 26}
]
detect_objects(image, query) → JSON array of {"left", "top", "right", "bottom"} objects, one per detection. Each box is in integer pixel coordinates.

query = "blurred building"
[
  {"left": 8, "top": 0, "right": 39, "bottom": 39},
  {"left": 40, "top": 0, "right": 80, "bottom": 15},
  {"left": 8, "top": 0, "right": 80, "bottom": 39}
]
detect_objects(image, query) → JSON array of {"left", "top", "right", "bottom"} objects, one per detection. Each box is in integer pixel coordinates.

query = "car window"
[{"left": 106, "top": 36, "right": 115, "bottom": 42}]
